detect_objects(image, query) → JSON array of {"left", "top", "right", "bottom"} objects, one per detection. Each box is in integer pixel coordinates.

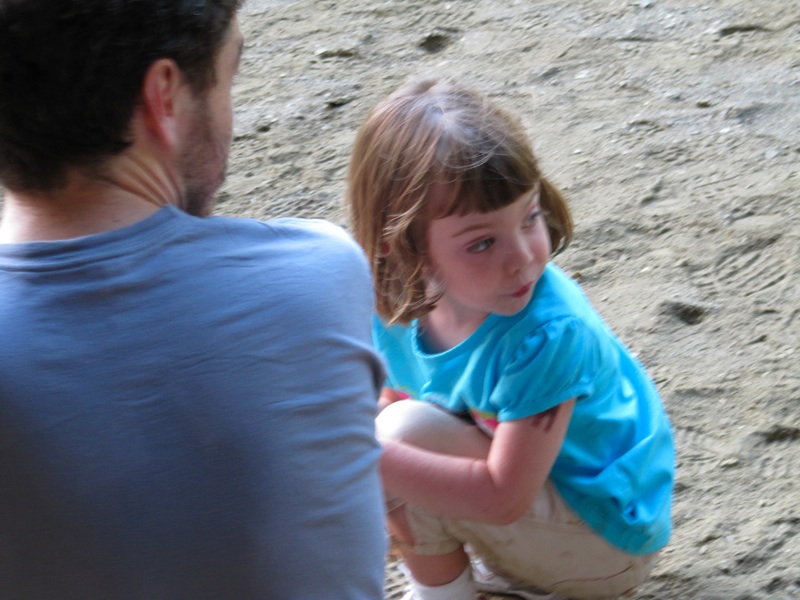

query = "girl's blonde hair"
[{"left": 347, "top": 77, "right": 573, "bottom": 326}]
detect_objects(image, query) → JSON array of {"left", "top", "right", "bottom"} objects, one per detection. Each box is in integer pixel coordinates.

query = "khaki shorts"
[{"left": 377, "top": 400, "right": 659, "bottom": 600}]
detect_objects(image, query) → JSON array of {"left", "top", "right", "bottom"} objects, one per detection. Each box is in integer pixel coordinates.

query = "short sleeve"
[{"left": 490, "top": 316, "right": 606, "bottom": 422}]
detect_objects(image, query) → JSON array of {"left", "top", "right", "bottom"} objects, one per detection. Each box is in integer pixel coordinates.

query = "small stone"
[
  {"left": 314, "top": 47, "right": 358, "bottom": 59},
  {"left": 718, "top": 457, "right": 740, "bottom": 469}
]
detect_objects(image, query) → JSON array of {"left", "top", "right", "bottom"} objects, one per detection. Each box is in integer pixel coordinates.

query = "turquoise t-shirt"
[{"left": 373, "top": 264, "right": 674, "bottom": 555}]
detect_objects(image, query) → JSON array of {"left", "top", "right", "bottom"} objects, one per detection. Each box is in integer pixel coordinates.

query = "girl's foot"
[
  {"left": 398, "top": 561, "right": 483, "bottom": 599},
  {"left": 401, "top": 592, "right": 486, "bottom": 600},
  {"left": 471, "top": 557, "right": 565, "bottom": 600}
]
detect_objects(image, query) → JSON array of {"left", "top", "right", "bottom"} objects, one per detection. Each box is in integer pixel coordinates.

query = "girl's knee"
[
  {"left": 375, "top": 399, "right": 445, "bottom": 445},
  {"left": 376, "top": 400, "right": 491, "bottom": 457}
]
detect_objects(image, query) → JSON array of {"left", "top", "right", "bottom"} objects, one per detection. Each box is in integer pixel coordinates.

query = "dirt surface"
[
  {"left": 227, "top": 2, "right": 799, "bottom": 597},
  {"left": 2, "top": 0, "right": 794, "bottom": 598}
]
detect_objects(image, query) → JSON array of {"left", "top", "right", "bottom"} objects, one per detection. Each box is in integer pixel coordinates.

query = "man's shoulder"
[
  {"left": 199, "top": 215, "right": 373, "bottom": 302},
  {"left": 208, "top": 214, "right": 361, "bottom": 255}
]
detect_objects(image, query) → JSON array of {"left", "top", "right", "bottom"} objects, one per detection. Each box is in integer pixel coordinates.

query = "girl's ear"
[
  {"left": 380, "top": 241, "right": 391, "bottom": 257},
  {"left": 540, "top": 177, "right": 573, "bottom": 254}
]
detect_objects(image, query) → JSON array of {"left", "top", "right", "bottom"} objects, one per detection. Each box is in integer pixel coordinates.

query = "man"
[{"left": 0, "top": 1, "right": 386, "bottom": 598}]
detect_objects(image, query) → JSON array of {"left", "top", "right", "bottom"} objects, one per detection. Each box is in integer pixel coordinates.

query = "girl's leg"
[
  {"left": 377, "top": 402, "right": 656, "bottom": 599},
  {"left": 376, "top": 401, "right": 489, "bottom": 595},
  {"left": 387, "top": 503, "right": 469, "bottom": 586},
  {"left": 447, "top": 481, "right": 659, "bottom": 599}
]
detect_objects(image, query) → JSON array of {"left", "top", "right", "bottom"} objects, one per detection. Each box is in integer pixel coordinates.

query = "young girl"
[{"left": 347, "top": 77, "right": 674, "bottom": 600}]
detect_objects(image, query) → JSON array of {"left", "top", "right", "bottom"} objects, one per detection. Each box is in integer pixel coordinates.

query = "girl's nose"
[{"left": 506, "top": 238, "right": 533, "bottom": 273}]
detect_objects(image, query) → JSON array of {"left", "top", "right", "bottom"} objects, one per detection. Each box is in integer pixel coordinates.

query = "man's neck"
[
  {"left": 0, "top": 187, "right": 161, "bottom": 244},
  {"left": 0, "top": 154, "right": 181, "bottom": 244}
]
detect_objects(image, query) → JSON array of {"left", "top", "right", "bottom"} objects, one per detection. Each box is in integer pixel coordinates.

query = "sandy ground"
[
  {"left": 226, "top": 1, "right": 798, "bottom": 598},
  {"left": 2, "top": 0, "right": 795, "bottom": 598}
]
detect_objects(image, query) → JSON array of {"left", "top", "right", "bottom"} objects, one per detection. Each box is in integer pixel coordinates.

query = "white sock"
[{"left": 406, "top": 565, "right": 477, "bottom": 600}]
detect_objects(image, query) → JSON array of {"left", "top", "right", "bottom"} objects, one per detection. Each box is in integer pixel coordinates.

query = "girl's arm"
[{"left": 379, "top": 398, "right": 575, "bottom": 525}]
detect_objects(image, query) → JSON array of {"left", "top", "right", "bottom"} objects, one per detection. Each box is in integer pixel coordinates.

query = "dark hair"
[
  {"left": 0, "top": 0, "right": 242, "bottom": 191},
  {"left": 348, "top": 77, "right": 573, "bottom": 325}
]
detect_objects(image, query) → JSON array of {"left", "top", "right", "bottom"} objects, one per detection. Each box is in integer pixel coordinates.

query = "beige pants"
[{"left": 377, "top": 400, "right": 658, "bottom": 600}]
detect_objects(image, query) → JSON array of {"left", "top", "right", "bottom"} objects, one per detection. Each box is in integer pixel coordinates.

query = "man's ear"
[{"left": 139, "top": 58, "right": 189, "bottom": 151}]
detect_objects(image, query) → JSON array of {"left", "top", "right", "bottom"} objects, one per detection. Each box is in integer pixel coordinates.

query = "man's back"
[{"left": 0, "top": 207, "right": 386, "bottom": 599}]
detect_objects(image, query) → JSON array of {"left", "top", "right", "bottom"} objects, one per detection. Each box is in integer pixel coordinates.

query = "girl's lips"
[{"left": 511, "top": 283, "right": 532, "bottom": 298}]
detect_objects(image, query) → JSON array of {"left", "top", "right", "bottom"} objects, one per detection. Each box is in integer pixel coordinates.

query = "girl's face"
[{"left": 425, "top": 186, "right": 551, "bottom": 335}]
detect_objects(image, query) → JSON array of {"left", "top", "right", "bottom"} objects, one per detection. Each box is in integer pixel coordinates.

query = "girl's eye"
[
  {"left": 467, "top": 238, "right": 494, "bottom": 253},
  {"left": 524, "top": 209, "right": 543, "bottom": 227}
]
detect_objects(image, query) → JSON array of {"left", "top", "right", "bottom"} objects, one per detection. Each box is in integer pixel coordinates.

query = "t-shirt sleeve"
[{"left": 490, "top": 315, "right": 605, "bottom": 422}]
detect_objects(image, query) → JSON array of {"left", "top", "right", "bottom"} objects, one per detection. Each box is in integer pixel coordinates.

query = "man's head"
[{"left": 0, "top": 0, "right": 242, "bottom": 203}]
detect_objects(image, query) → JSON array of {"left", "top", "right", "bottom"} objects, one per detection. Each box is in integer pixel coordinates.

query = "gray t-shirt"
[{"left": 0, "top": 206, "right": 386, "bottom": 599}]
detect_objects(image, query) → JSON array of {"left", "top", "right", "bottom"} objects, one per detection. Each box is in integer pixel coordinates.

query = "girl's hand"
[
  {"left": 378, "top": 387, "right": 410, "bottom": 412},
  {"left": 379, "top": 398, "right": 575, "bottom": 525}
]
